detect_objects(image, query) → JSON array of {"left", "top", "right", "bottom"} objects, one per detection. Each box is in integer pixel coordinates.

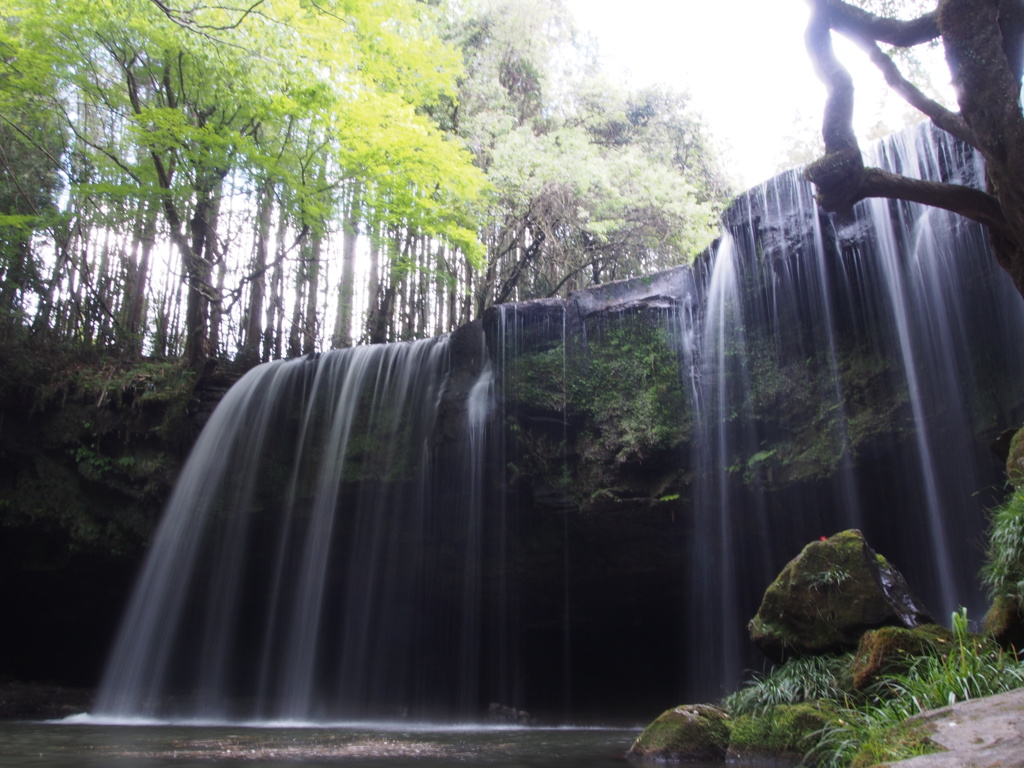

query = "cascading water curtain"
[
  {"left": 95, "top": 123, "right": 1024, "bottom": 719},
  {"left": 96, "top": 337, "right": 507, "bottom": 722},
  {"left": 685, "top": 123, "right": 1024, "bottom": 699}
]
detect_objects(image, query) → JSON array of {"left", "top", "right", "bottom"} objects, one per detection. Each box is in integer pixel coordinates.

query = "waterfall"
[
  {"left": 95, "top": 123, "right": 1024, "bottom": 721},
  {"left": 96, "top": 335, "right": 507, "bottom": 721},
  {"left": 685, "top": 123, "right": 1024, "bottom": 697}
]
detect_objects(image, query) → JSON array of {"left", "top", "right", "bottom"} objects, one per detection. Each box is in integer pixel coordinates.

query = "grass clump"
[
  {"left": 810, "top": 714, "right": 941, "bottom": 768},
  {"left": 981, "top": 489, "right": 1024, "bottom": 611},
  {"left": 724, "top": 653, "right": 855, "bottom": 716},
  {"left": 807, "top": 609, "right": 1024, "bottom": 768},
  {"left": 723, "top": 609, "right": 1024, "bottom": 767},
  {"left": 849, "top": 625, "right": 953, "bottom": 689}
]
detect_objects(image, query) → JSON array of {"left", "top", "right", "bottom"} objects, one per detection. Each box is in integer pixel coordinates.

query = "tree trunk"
[
  {"left": 264, "top": 206, "right": 289, "bottom": 362},
  {"left": 243, "top": 182, "right": 272, "bottom": 362},
  {"left": 207, "top": 195, "right": 225, "bottom": 357},
  {"left": 125, "top": 200, "right": 157, "bottom": 354},
  {"left": 366, "top": 224, "right": 383, "bottom": 344},
  {"left": 332, "top": 184, "right": 361, "bottom": 348},
  {"left": 302, "top": 228, "right": 321, "bottom": 355},
  {"left": 805, "top": 0, "right": 1024, "bottom": 298},
  {"left": 287, "top": 237, "right": 307, "bottom": 358}
]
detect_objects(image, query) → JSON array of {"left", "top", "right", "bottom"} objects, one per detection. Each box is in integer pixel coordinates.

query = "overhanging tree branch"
[
  {"left": 858, "top": 39, "right": 973, "bottom": 144},
  {"left": 147, "top": 0, "right": 266, "bottom": 32},
  {"left": 804, "top": 1, "right": 864, "bottom": 212},
  {"left": 825, "top": 0, "right": 940, "bottom": 46},
  {"left": 804, "top": 0, "right": 1024, "bottom": 299},
  {"left": 812, "top": 0, "right": 971, "bottom": 145},
  {"left": 804, "top": 0, "right": 1002, "bottom": 229},
  {"left": 851, "top": 167, "right": 1007, "bottom": 232}
]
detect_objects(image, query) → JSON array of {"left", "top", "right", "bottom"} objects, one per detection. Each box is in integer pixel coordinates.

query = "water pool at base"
[{"left": 0, "top": 721, "right": 673, "bottom": 768}]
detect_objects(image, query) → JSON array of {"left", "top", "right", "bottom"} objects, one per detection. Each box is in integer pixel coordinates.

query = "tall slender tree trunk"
[
  {"left": 302, "top": 228, "right": 321, "bottom": 355},
  {"left": 264, "top": 207, "right": 289, "bottom": 362},
  {"left": 287, "top": 232, "right": 309, "bottom": 358},
  {"left": 366, "top": 222, "right": 384, "bottom": 343},
  {"left": 207, "top": 195, "right": 225, "bottom": 357},
  {"left": 243, "top": 181, "right": 273, "bottom": 362},
  {"left": 125, "top": 200, "right": 158, "bottom": 354},
  {"left": 332, "top": 183, "right": 361, "bottom": 348}
]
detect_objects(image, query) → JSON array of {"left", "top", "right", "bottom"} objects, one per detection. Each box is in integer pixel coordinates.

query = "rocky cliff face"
[
  {"left": 459, "top": 126, "right": 1024, "bottom": 707},
  {"left": 6, "top": 126, "right": 1024, "bottom": 719},
  {"left": 0, "top": 346, "right": 242, "bottom": 687}
]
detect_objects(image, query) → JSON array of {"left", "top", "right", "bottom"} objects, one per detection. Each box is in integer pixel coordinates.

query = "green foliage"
[
  {"left": 573, "top": 319, "right": 690, "bottom": 465},
  {"left": 729, "top": 702, "right": 839, "bottom": 760},
  {"left": 502, "top": 311, "right": 691, "bottom": 508},
  {"left": 804, "top": 609, "right": 1024, "bottom": 768},
  {"left": 869, "top": 610, "right": 1024, "bottom": 711},
  {"left": 723, "top": 654, "right": 856, "bottom": 717},
  {"left": 726, "top": 337, "right": 907, "bottom": 488},
  {"left": 849, "top": 625, "right": 953, "bottom": 689},
  {"left": 811, "top": 714, "right": 941, "bottom": 768},
  {"left": 0, "top": 345, "right": 194, "bottom": 557},
  {"left": 806, "top": 564, "right": 852, "bottom": 591},
  {"left": 981, "top": 489, "right": 1024, "bottom": 610},
  {"left": 448, "top": 0, "right": 729, "bottom": 309},
  {"left": 726, "top": 605, "right": 1024, "bottom": 767},
  {"left": 1, "top": 0, "right": 488, "bottom": 356},
  {"left": 507, "top": 315, "right": 691, "bottom": 467}
]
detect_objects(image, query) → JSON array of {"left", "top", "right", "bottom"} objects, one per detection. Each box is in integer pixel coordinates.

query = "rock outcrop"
[
  {"left": 749, "top": 530, "right": 933, "bottom": 662},
  {"left": 626, "top": 704, "right": 731, "bottom": 762}
]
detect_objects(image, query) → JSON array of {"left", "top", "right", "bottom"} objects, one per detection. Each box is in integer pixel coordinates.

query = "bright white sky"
[{"left": 565, "top": 0, "right": 951, "bottom": 188}]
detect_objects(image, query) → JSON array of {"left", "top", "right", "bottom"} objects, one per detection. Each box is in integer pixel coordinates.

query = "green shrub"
[{"left": 981, "top": 490, "right": 1024, "bottom": 610}]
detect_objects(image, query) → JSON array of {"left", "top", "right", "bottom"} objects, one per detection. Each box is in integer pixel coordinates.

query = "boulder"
[
  {"left": 485, "top": 702, "right": 534, "bottom": 725},
  {"left": 749, "top": 530, "right": 932, "bottom": 662},
  {"left": 983, "top": 595, "right": 1024, "bottom": 651},
  {"left": 626, "top": 704, "right": 731, "bottom": 762},
  {"left": 849, "top": 625, "right": 952, "bottom": 689}
]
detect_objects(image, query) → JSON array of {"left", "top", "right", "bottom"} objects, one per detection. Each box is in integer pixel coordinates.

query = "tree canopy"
[
  {"left": 804, "top": 0, "right": 1024, "bottom": 297},
  {"left": 0, "top": 0, "right": 730, "bottom": 367}
]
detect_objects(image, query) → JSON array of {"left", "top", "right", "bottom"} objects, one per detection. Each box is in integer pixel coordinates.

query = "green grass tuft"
[
  {"left": 981, "top": 490, "right": 1024, "bottom": 610},
  {"left": 723, "top": 654, "right": 856, "bottom": 716}
]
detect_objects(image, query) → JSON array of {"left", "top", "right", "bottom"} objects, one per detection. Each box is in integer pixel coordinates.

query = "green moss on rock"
[
  {"left": 849, "top": 720, "right": 942, "bottom": 768},
  {"left": 1005, "top": 425, "right": 1024, "bottom": 489},
  {"left": 849, "top": 625, "right": 951, "bottom": 689},
  {"left": 749, "top": 530, "right": 932, "bottom": 662},
  {"left": 984, "top": 594, "right": 1024, "bottom": 651},
  {"left": 626, "top": 704, "right": 731, "bottom": 762},
  {"left": 727, "top": 702, "right": 839, "bottom": 763},
  {"left": 729, "top": 338, "right": 907, "bottom": 489},
  {"left": 503, "top": 311, "right": 693, "bottom": 510}
]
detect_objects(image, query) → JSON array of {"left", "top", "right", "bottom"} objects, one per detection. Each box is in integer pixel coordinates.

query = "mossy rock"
[
  {"left": 1006, "top": 425, "right": 1024, "bottom": 488},
  {"left": 749, "top": 530, "right": 932, "bottom": 662},
  {"left": 727, "top": 701, "right": 839, "bottom": 764},
  {"left": 849, "top": 625, "right": 951, "bottom": 689},
  {"left": 983, "top": 594, "right": 1024, "bottom": 651},
  {"left": 626, "top": 703, "right": 731, "bottom": 762},
  {"left": 849, "top": 720, "right": 942, "bottom": 767}
]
